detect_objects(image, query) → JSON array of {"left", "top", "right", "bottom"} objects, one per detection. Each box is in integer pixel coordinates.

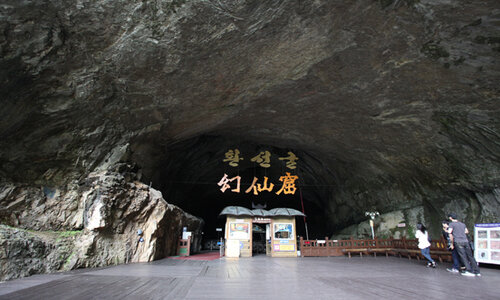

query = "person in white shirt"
[{"left": 416, "top": 223, "right": 436, "bottom": 268}]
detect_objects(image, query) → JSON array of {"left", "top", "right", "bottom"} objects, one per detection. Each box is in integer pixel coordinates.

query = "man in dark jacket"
[{"left": 448, "top": 213, "right": 481, "bottom": 277}]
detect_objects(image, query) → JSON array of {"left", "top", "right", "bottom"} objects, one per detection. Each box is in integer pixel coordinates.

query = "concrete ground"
[{"left": 1, "top": 255, "right": 498, "bottom": 299}]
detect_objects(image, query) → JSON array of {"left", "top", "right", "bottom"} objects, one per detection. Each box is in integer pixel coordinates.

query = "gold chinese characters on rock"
[
  {"left": 223, "top": 149, "right": 243, "bottom": 167},
  {"left": 219, "top": 149, "right": 300, "bottom": 196},
  {"left": 250, "top": 151, "right": 271, "bottom": 168},
  {"left": 217, "top": 173, "right": 299, "bottom": 195},
  {"left": 222, "top": 149, "right": 298, "bottom": 169}
]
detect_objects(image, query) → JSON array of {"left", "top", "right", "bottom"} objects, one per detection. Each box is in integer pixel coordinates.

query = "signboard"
[
  {"left": 226, "top": 239, "right": 240, "bottom": 258},
  {"left": 397, "top": 223, "right": 406, "bottom": 228},
  {"left": 218, "top": 149, "right": 300, "bottom": 196},
  {"left": 222, "top": 149, "right": 298, "bottom": 169},
  {"left": 273, "top": 244, "right": 295, "bottom": 252},
  {"left": 274, "top": 223, "right": 294, "bottom": 240},
  {"left": 216, "top": 228, "right": 222, "bottom": 232},
  {"left": 228, "top": 222, "right": 250, "bottom": 240},
  {"left": 475, "top": 223, "right": 500, "bottom": 265},
  {"left": 218, "top": 173, "right": 299, "bottom": 195},
  {"left": 253, "top": 217, "right": 271, "bottom": 223}
]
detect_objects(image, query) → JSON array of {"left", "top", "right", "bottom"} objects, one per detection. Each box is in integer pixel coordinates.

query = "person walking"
[
  {"left": 448, "top": 213, "right": 481, "bottom": 277},
  {"left": 442, "top": 220, "right": 461, "bottom": 273},
  {"left": 416, "top": 223, "right": 436, "bottom": 268}
]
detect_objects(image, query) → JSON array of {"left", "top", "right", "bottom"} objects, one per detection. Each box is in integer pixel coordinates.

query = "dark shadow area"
[{"left": 130, "top": 134, "right": 335, "bottom": 242}]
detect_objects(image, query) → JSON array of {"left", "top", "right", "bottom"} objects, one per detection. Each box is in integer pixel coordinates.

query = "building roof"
[
  {"left": 219, "top": 206, "right": 254, "bottom": 216},
  {"left": 219, "top": 206, "right": 305, "bottom": 217}
]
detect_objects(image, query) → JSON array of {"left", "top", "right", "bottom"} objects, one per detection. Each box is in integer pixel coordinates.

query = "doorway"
[{"left": 252, "top": 224, "right": 266, "bottom": 255}]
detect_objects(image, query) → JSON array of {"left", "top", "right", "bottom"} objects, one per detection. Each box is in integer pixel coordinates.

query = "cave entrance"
[
  {"left": 252, "top": 220, "right": 271, "bottom": 256},
  {"left": 130, "top": 134, "right": 335, "bottom": 252}
]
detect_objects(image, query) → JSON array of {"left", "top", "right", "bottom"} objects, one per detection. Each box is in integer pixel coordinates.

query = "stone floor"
[{"left": 1, "top": 255, "right": 498, "bottom": 299}]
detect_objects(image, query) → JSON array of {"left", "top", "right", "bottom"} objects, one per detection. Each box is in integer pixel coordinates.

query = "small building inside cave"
[{"left": 220, "top": 206, "right": 305, "bottom": 258}]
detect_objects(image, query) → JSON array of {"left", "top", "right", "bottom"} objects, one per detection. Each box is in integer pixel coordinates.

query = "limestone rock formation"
[
  {"left": 1, "top": 0, "right": 499, "bottom": 280},
  {"left": 333, "top": 206, "right": 424, "bottom": 240},
  {"left": 1, "top": 168, "right": 203, "bottom": 281},
  {"left": 0, "top": 225, "right": 77, "bottom": 281}
]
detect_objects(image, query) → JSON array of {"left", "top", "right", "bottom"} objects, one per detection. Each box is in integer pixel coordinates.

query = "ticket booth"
[
  {"left": 220, "top": 206, "right": 304, "bottom": 258},
  {"left": 270, "top": 216, "right": 297, "bottom": 257}
]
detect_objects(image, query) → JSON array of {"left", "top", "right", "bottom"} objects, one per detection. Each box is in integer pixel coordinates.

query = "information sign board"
[{"left": 475, "top": 223, "right": 500, "bottom": 265}]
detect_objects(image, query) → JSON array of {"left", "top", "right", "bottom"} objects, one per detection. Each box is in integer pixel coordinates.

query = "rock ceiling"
[{"left": 1, "top": 0, "right": 499, "bottom": 236}]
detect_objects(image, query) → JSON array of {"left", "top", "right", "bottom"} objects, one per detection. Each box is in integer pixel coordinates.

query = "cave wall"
[
  {"left": 0, "top": 158, "right": 203, "bottom": 281},
  {"left": 0, "top": 0, "right": 500, "bottom": 280}
]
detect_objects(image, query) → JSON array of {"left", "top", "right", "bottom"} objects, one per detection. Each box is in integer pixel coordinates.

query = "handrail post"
[{"left": 299, "top": 236, "right": 304, "bottom": 257}]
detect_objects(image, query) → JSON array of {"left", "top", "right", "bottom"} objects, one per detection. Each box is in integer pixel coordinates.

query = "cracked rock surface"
[{"left": 1, "top": 0, "right": 499, "bottom": 280}]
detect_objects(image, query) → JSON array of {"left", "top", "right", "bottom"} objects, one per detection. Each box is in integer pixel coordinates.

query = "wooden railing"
[{"left": 299, "top": 237, "right": 452, "bottom": 262}]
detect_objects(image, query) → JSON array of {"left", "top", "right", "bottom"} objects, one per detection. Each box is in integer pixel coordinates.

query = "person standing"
[
  {"left": 448, "top": 213, "right": 481, "bottom": 277},
  {"left": 442, "top": 220, "right": 461, "bottom": 273},
  {"left": 416, "top": 223, "right": 436, "bottom": 268}
]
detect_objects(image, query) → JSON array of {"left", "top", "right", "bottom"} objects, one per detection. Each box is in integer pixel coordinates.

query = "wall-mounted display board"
[
  {"left": 228, "top": 222, "right": 250, "bottom": 240},
  {"left": 274, "top": 223, "right": 294, "bottom": 240},
  {"left": 475, "top": 223, "right": 500, "bottom": 265},
  {"left": 272, "top": 222, "right": 296, "bottom": 254}
]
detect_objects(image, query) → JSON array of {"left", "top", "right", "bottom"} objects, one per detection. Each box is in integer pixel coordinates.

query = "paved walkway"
[
  {"left": 169, "top": 251, "right": 223, "bottom": 261},
  {"left": 1, "top": 255, "right": 498, "bottom": 299}
]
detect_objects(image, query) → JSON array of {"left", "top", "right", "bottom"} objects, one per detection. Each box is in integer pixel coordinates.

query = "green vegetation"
[
  {"left": 406, "top": 225, "right": 415, "bottom": 239},
  {"left": 63, "top": 252, "right": 76, "bottom": 270},
  {"left": 1, "top": 225, "right": 81, "bottom": 240},
  {"left": 58, "top": 231, "right": 81, "bottom": 238}
]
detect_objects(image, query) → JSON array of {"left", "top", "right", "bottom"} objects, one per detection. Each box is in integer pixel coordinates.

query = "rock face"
[
  {"left": 1, "top": 0, "right": 500, "bottom": 279},
  {"left": 0, "top": 168, "right": 203, "bottom": 281},
  {"left": 0, "top": 225, "right": 77, "bottom": 281},
  {"left": 333, "top": 206, "right": 424, "bottom": 240}
]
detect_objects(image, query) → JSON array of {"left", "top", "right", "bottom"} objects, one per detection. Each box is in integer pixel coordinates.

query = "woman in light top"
[{"left": 416, "top": 223, "right": 436, "bottom": 268}]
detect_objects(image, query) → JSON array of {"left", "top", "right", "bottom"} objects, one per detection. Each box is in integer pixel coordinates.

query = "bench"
[
  {"left": 343, "top": 248, "right": 394, "bottom": 258},
  {"left": 343, "top": 248, "right": 369, "bottom": 258},
  {"left": 300, "top": 237, "right": 453, "bottom": 262},
  {"left": 343, "top": 247, "right": 452, "bottom": 262}
]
